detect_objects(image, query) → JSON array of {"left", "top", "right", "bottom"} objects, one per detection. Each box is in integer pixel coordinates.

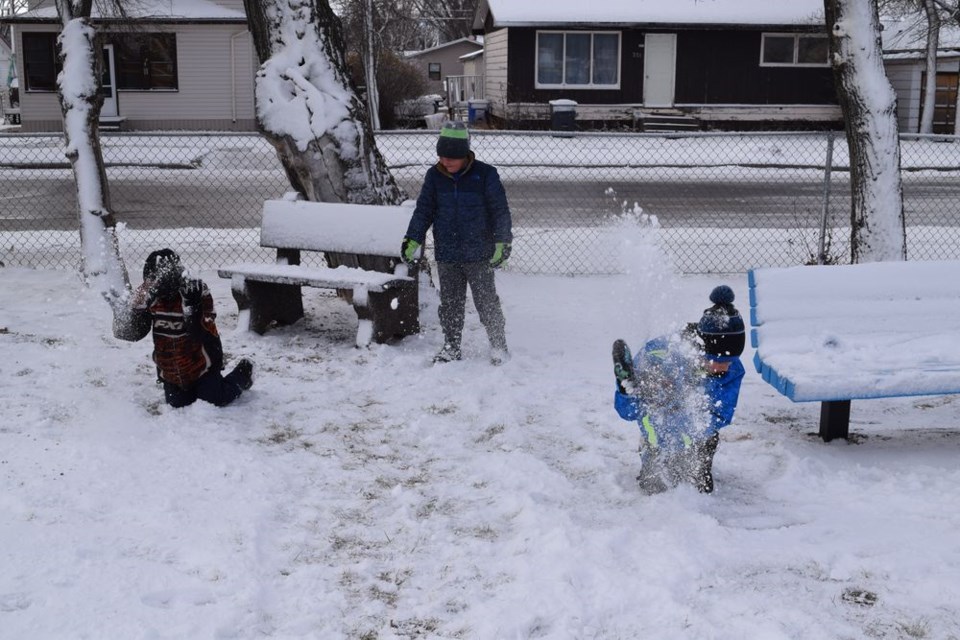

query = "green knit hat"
[{"left": 436, "top": 121, "right": 470, "bottom": 159}]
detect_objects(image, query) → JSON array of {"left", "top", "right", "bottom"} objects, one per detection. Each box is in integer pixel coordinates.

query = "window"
[
  {"left": 428, "top": 62, "right": 441, "bottom": 81},
  {"left": 536, "top": 31, "right": 620, "bottom": 89},
  {"left": 761, "top": 33, "right": 829, "bottom": 67},
  {"left": 22, "top": 33, "right": 60, "bottom": 92},
  {"left": 113, "top": 33, "right": 177, "bottom": 90}
]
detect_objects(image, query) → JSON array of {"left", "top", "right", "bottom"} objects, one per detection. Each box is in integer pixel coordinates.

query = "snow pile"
[{"left": 2, "top": 262, "right": 960, "bottom": 638}]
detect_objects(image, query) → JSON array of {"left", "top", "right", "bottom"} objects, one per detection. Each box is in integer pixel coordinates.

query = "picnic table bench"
[
  {"left": 218, "top": 199, "right": 419, "bottom": 347},
  {"left": 748, "top": 260, "right": 960, "bottom": 441}
]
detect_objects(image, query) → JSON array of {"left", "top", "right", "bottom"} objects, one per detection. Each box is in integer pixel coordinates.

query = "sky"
[{"left": 2, "top": 220, "right": 960, "bottom": 639}]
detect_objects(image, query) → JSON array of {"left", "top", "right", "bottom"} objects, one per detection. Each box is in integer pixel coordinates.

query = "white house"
[
  {"left": 882, "top": 17, "right": 960, "bottom": 134},
  {"left": 2, "top": 0, "right": 255, "bottom": 132},
  {"left": 1, "top": 27, "right": 12, "bottom": 90}
]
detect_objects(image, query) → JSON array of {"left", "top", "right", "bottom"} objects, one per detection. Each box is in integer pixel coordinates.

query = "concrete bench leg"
[
  {"left": 819, "top": 400, "right": 851, "bottom": 442},
  {"left": 231, "top": 279, "right": 304, "bottom": 334},
  {"left": 355, "top": 282, "right": 420, "bottom": 345}
]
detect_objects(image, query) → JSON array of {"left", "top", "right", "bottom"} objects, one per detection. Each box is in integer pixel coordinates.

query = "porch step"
[
  {"left": 98, "top": 116, "right": 127, "bottom": 132},
  {"left": 636, "top": 113, "right": 700, "bottom": 132}
]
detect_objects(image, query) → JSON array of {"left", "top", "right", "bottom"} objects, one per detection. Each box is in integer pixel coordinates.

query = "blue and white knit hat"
[{"left": 697, "top": 285, "right": 745, "bottom": 358}]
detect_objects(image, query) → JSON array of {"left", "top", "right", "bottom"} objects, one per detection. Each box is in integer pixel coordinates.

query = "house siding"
[
  {"left": 117, "top": 24, "right": 255, "bottom": 129},
  {"left": 408, "top": 41, "right": 483, "bottom": 95},
  {"left": 14, "top": 23, "right": 255, "bottom": 132},
  {"left": 675, "top": 30, "right": 835, "bottom": 105},
  {"left": 886, "top": 60, "right": 921, "bottom": 134},
  {"left": 211, "top": 0, "right": 246, "bottom": 12},
  {"left": 484, "top": 29, "right": 508, "bottom": 116},
  {"left": 503, "top": 27, "right": 835, "bottom": 108},
  {"left": 506, "top": 28, "right": 644, "bottom": 105}
]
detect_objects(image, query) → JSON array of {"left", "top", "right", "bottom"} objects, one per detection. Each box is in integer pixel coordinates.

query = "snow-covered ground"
[{"left": 2, "top": 229, "right": 959, "bottom": 639}]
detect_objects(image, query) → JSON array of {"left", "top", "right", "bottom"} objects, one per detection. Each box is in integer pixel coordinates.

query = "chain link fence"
[{"left": 1, "top": 130, "right": 959, "bottom": 274}]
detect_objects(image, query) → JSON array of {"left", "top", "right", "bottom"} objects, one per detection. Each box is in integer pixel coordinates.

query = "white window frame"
[
  {"left": 535, "top": 30, "right": 622, "bottom": 90},
  {"left": 760, "top": 33, "right": 829, "bottom": 68}
]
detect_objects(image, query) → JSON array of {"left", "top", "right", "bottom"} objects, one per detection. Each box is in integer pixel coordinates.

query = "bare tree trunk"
[
  {"left": 243, "top": 0, "right": 403, "bottom": 206},
  {"left": 825, "top": 0, "right": 907, "bottom": 263},
  {"left": 54, "top": 0, "right": 130, "bottom": 307},
  {"left": 363, "top": 0, "right": 381, "bottom": 130},
  {"left": 920, "top": 0, "right": 941, "bottom": 134}
]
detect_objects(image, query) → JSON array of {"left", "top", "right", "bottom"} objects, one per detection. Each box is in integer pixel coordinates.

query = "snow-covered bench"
[
  {"left": 748, "top": 261, "right": 960, "bottom": 441},
  {"left": 218, "top": 199, "right": 419, "bottom": 346}
]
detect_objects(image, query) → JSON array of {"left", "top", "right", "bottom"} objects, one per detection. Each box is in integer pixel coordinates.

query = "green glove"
[
  {"left": 490, "top": 241, "right": 511, "bottom": 268},
  {"left": 401, "top": 237, "right": 421, "bottom": 265}
]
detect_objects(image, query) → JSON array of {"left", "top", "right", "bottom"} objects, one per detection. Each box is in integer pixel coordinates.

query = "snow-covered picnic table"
[{"left": 748, "top": 260, "right": 960, "bottom": 440}]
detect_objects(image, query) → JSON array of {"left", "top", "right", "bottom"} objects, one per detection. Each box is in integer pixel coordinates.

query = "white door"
[
  {"left": 100, "top": 44, "right": 118, "bottom": 117},
  {"left": 643, "top": 34, "right": 677, "bottom": 107}
]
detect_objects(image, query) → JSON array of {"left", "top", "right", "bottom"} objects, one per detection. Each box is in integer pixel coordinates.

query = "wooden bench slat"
[
  {"left": 219, "top": 263, "right": 412, "bottom": 292},
  {"left": 259, "top": 200, "right": 411, "bottom": 257}
]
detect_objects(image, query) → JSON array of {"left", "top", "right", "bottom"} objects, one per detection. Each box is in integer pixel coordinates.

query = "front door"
[
  {"left": 100, "top": 44, "right": 118, "bottom": 117},
  {"left": 643, "top": 33, "right": 677, "bottom": 107}
]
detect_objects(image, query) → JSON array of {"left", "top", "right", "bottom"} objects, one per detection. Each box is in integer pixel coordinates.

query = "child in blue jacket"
[
  {"left": 612, "top": 286, "right": 746, "bottom": 494},
  {"left": 401, "top": 121, "right": 513, "bottom": 365}
]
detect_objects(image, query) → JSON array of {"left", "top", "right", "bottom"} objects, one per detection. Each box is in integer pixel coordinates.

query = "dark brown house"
[{"left": 472, "top": 0, "right": 841, "bottom": 130}]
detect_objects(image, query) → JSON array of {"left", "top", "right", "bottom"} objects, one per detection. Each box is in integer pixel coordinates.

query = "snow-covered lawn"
[{"left": 2, "top": 247, "right": 959, "bottom": 638}]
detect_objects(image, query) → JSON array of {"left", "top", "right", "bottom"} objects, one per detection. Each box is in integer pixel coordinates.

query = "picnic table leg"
[{"left": 819, "top": 400, "right": 851, "bottom": 442}]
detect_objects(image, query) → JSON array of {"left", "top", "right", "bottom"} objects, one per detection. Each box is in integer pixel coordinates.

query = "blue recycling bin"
[{"left": 468, "top": 99, "right": 489, "bottom": 124}]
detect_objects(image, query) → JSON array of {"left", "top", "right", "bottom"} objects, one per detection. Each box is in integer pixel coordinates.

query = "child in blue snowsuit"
[{"left": 612, "top": 286, "right": 746, "bottom": 493}]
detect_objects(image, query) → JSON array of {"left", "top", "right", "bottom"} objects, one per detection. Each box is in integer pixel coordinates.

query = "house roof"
[
  {"left": 459, "top": 49, "right": 484, "bottom": 61},
  {"left": 405, "top": 37, "right": 484, "bottom": 59},
  {"left": 6, "top": 0, "right": 245, "bottom": 23},
  {"left": 474, "top": 0, "right": 826, "bottom": 29}
]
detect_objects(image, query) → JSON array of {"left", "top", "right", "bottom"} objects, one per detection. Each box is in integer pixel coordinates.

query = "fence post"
[{"left": 817, "top": 131, "right": 836, "bottom": 265}]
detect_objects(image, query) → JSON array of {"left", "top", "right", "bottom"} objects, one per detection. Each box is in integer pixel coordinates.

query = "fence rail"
[{"left": 1, "top": 130, "right": 959, "bottom": 274}]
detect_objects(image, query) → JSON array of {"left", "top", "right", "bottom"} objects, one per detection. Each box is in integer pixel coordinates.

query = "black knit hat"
[
  {"left": 697, "top": 285, "right": 745, "bottom": 358},
  {"left": 436, "top": 121, "right": 470, "bottom": 159}
]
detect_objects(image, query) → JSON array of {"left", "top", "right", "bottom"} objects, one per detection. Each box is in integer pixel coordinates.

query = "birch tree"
[
  {"left": 53, "top": 0, "right": 131, "bottom": 306},
  {"left": 242, "top": 0, "right": 403, "bottom": 206},
  {"left": 918, "top": 0, "right": 942, "bottom": 133},
  {"left": 825, "top": 0, "right": 907, "bottom": 262}
]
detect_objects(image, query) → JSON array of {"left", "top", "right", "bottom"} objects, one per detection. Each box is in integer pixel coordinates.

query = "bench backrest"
[
  {"left": 260, "top": 199, "right": 413, "bottom": 258},
  {"left": 749, "top": 260, "right": 960, "bottom": 402}
]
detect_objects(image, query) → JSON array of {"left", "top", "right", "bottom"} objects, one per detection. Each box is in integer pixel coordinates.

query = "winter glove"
[
  {"left": 180, "top": 278, "right": 204, "bottom": 308},
  {"left": 489, "top": 242, "right": 511, "bottom": 268},
  {"left": 401, "top": 237, "right": 421, "bottom": 265},
  {"left": 612, "top": 339, "right": 637, "bottom": 395},
  {"left": 180, "top": 278, "right": 205, "bottom": 336}
]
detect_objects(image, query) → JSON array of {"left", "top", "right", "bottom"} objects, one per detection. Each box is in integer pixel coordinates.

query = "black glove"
[
  {"left": 180, "top": 278, "right": 204, "bottom": 309},
  {"left": 612, "top": 339, "right": 636, "bottom": 394}
]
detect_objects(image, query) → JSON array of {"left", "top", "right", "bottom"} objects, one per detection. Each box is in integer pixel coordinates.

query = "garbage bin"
[
  {"left": 549, "top": 99, "right": 577, "bottom": 133},
  {"left": 468, "top": 99, "right": 489, "bottom": 124}
]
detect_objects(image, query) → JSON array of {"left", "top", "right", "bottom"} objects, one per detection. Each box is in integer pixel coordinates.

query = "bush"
[{"left": 347, "top": 51, "right": 428, "bottom": 129}]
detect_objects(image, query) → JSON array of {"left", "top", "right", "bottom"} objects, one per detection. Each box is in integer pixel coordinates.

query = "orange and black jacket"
[{"left": 116, "top": 281, "right": 224, "bottom": 388}]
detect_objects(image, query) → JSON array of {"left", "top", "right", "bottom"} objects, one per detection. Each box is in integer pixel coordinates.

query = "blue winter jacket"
[
  {"left": 614, "top": 336, "right": 745, "bottom": 452},
  {"left": 405, "top": 154, "right": 513, "bottom": 263}
]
